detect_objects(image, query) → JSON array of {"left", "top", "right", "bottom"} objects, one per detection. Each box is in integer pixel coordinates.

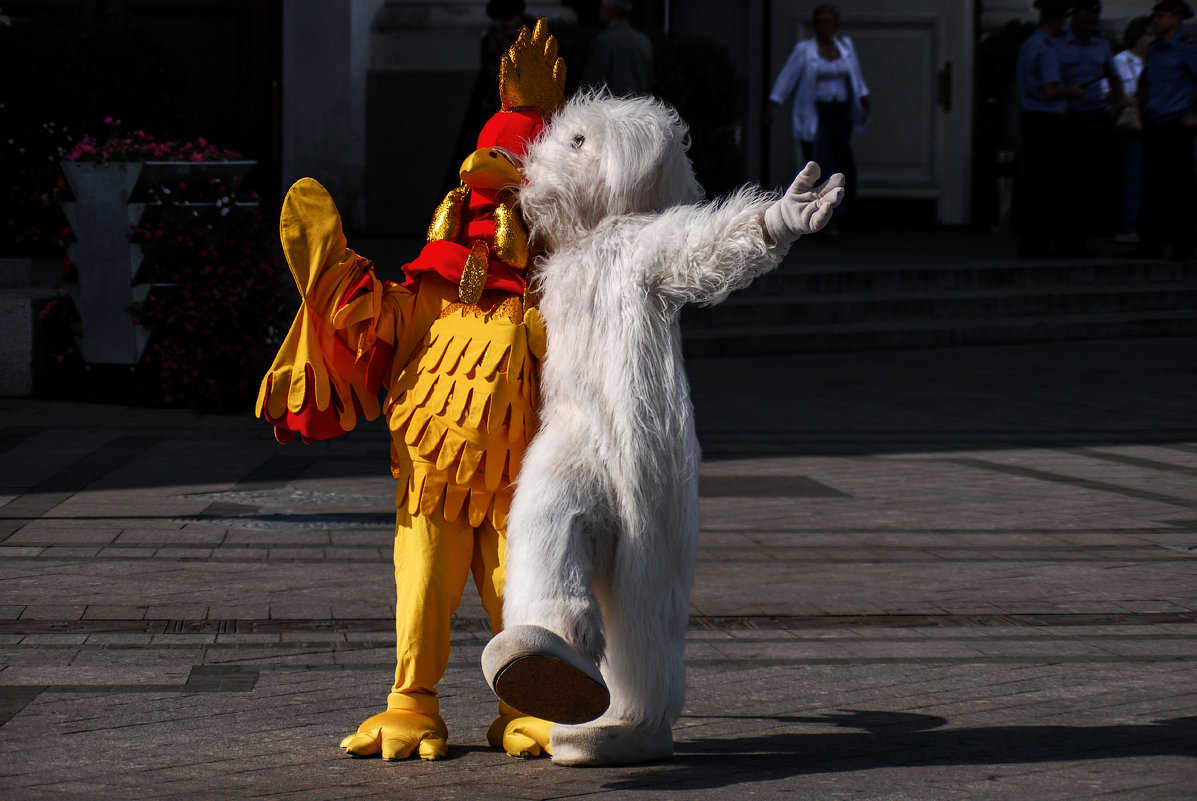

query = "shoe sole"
[
  {"left": 483, "top": 624, "right": 610, "bottom": 724},
  {"left": 493, "top": 653, "right": 610, "bottom": 724}
]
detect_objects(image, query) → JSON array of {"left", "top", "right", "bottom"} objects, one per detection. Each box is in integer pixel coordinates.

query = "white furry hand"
[{"left": 763, "top": 162, "right": 845, "bottom": 246}]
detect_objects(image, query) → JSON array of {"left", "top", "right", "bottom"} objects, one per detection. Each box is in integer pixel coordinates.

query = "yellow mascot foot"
[
  {"left": 340, "top": 707, "right": 450, "bottom": 761},
  {"left": 487, "top": 702, "right": 554, "bottom": 758}
]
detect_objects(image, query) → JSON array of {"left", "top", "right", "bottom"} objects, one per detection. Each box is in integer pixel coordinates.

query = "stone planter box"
[
  {"left": 138, "top": 160, "right": 255, "bottom": 194},
  {"left": 60, "top": 159, "right": 255, "bottom": 365}
]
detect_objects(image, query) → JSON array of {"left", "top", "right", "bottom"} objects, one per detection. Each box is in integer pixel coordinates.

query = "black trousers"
[
  {"left": 802, "top": 100, "right": 857, "bottom": 219},
  {"left": 1140, "top": 116, "right": 1197, "bottom": 257},
  {"left": 1018, "top": 112, "right": 1066, "bottom": 254},
  {"left": 1061, "top": 112, "right": 1116, "bottom": 244}
]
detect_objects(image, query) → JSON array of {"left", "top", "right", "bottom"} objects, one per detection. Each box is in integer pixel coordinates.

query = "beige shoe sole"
[{"left": 482, "top": 625, "right": 609, "bottom": 724}]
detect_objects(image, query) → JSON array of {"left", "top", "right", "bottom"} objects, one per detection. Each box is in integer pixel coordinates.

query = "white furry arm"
[
  {"left": 763, "top": 162, "right": 845, "bottom": 247},
  {"left": 645, "top": 187, "right": 786, "bottom": 308}
]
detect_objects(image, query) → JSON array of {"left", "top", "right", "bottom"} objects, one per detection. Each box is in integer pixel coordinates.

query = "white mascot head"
[{"left": 518, "top": 91, "right": 704, "bottom": 251}]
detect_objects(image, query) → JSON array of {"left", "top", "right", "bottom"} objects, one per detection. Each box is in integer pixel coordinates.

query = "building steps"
[{"left": 681, "top": 233, "right": 1197, "bottom": 356}]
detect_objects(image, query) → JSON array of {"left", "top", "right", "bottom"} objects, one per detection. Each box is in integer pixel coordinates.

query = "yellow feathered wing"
[{"left": 256, "top": 178, "right": 388, "bottom": 442}]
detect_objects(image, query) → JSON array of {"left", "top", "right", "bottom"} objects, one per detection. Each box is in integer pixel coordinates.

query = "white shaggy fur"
[{"left": 501, "top": 92, "right": 841, "bottom": 765}]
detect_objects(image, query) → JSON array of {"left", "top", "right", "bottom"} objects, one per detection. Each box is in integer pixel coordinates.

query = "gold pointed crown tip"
[{"left": 499, "top": 17, "right": 567, "bottom": 116}]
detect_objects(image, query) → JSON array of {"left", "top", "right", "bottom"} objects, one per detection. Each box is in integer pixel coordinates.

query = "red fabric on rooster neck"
[
  {"left": 477, "top": 108, "right": 545, "bottom": 154},
  {"left": 398, "top": 108, "right": 543, "bottom": 294},
  {"left": 400, "top": 240, "right": 526, "bottom": 295}
]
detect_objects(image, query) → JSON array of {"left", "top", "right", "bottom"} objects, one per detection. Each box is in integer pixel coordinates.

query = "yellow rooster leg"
[
  {"left": 487, "top": 702, "right": 554, "bottom": 758},
  {"left": 340, "top": 693, "right": 449, "bottom": 761}
]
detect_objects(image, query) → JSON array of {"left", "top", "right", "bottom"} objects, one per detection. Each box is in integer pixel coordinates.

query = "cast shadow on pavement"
[{"left": 601, "top": 711, "right": 1196, "bottom": 790}]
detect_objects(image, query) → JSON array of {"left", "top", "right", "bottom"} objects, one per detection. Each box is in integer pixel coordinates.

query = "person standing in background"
[
  {"left": 1111, "top": 16, "right": 1154, "bottom": 243},
  {"left": 1131, "top": 0, "right": 1197, "bottom": 261},
  {"left": 479, "top": 1, "right": 534, "bottom": 117},
  {"left": 765, "top": 3, "right": 870, "bottom": 232},
  {"left": 582, "top": 0, "right": 653, "bottom": 97},
  {"left": 452, "top": 1, "right": 534, "bottom": 183},
  {"left": 1015, "top": 0, "right": 1084, "bottom": 258},
  {"left": 1057, "top": 0, "right": 1123, "bottom": 256}
]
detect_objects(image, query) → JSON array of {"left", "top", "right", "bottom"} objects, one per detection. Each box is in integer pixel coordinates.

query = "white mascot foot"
[
  {"left": 482, "top": 624, "right": 610, "bottom": 725},
  {"left": 550, "top": 720, "right": 674, "bottom": 766}
]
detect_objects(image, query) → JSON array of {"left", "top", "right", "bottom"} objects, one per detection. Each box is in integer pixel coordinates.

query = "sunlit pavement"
[{"left": 2, "top": 334, "right": 1195, "bottom": 799}]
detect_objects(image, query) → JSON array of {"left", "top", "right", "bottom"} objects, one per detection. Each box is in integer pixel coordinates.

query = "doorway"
[{"left": 766, "top": 0, "right": 974, "bottom": 225}]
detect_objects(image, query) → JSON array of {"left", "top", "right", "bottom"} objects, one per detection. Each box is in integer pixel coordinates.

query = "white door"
[{"left": 767, "top": 0, "right": 974, "bottom": 225}]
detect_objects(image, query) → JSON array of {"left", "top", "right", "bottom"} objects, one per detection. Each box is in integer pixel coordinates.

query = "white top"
[
  {"left": 1114, "top": 49, "right": 1144, "bottom": 94},
  {"left": 769, "top": 35, "right": 870, "bottom": 142},
  {"left": 1102, "top": 49, "right": 1142, "bottom": 100},
  {"left": 815, "top": 56, "right": 853, "bottom": 103}
]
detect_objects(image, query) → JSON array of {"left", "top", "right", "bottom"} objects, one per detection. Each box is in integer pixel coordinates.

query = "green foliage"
[
  {"left": 40, "top": 130, "right": 291, "bottom": 410},
  {"left": 129, "top": 174, "right": 292, "bottom": 411}
]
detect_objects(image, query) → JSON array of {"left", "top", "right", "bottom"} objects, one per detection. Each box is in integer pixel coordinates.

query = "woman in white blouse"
[
  {"left": 765, "top": 4, "right": 870, "bottom": 227},
  {"left": 1112, "top": 15, "right": 1154, "bottom": 242}
]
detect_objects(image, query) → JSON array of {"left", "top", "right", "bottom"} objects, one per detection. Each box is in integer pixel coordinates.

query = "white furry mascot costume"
[{"left": 481, "top": 90, "right": 843, "bottom": 766}]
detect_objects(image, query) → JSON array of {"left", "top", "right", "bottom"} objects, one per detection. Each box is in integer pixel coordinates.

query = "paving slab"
[{"left": 1, "top": 335, "right": 1195, "bottom": 799}]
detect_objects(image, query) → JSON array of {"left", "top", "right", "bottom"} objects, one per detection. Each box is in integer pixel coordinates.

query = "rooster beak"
[{"left": 459, "top": 147, "right": 523, "bottom": 190}]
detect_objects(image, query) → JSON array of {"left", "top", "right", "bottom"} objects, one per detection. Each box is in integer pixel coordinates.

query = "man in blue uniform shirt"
[
  {"left": 1133, "top": 0, "right": 1197, "bottom": 260},
  {"left": 1017, "top": 0, "right": 1085, "bottom": 258},
  {"left": 1059, "top": 1, "right": 1123, "bottom": 255}
]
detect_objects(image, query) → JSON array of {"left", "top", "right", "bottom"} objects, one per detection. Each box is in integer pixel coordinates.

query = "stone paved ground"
[{"left": 1, "top": 337, "right": 1195, "bottom": 800}]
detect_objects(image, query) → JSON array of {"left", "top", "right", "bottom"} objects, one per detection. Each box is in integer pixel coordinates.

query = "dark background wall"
[{"left": 5, "top": 0, "right": 283, "bottom": 204}]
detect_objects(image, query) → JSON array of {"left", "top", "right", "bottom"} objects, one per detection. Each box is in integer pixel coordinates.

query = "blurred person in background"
[
  {"left": 1057, "top": 0, "right": 1122, "bottom": 256},
  {"left": 1015, "top": 0, "right": 1084, "bottom": 258},
  {"left": 1130, "top": 0, "right": 1197, "bottom": 261},
  {"left": 765, "top": 3, "right": 870, "bottom": 233},
  {"left": 1110, "top": 15, "right": 1154, "bottom": 243},
  {"left": 583, "top": 0, "right": 653, "bottom": 96}
]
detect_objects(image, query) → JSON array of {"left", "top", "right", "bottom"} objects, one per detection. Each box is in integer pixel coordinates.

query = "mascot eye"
[{"left": 571, "top": 134, "right": 585, "bottom": 149}]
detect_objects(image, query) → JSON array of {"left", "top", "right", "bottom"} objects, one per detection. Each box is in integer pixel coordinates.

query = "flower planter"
[
  {"left": 59, "top": 159, "right": 256, "bottom": 365},
  {"left": 60, "top": 160, "right": 150, "bottom": 365},
  {"left": 137, "top": 160, "right": 255, "bottom": 194}
]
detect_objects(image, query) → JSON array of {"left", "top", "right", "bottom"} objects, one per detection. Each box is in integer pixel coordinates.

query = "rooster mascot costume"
[{"left": 256, "top": 21, "right": 563, "bottom": 760}]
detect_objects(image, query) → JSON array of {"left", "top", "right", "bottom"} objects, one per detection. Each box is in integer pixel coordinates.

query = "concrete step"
[
  {"left": 684, "top": 281, "right": 1197, "bottom": 328},
  {"left": 751, "top": 259, "right": 1197, "bottom": 294},
  {"left": 682, "top": 308, "right": 1197, "bottom": 357},
  {"left": 682, "top": 244, "right": 1197, "bottom": 355}
]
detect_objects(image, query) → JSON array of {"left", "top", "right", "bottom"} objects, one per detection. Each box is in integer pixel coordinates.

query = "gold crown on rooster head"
[{"left": 500, "top": 18, "right": 566, "bottom": 116}]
